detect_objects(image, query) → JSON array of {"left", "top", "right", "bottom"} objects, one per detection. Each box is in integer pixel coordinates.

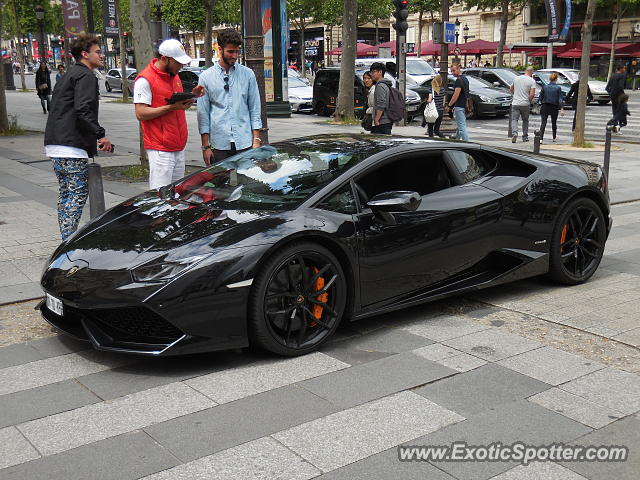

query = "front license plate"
[
  {"left": 502, "top": 102, "right": 510, "bottom": 107},
  {"left": 408, "top": 105, "right": 418, "bottom": 111},
  {"left": 46, "top": 293, "right": 64, "bottom": 316}
]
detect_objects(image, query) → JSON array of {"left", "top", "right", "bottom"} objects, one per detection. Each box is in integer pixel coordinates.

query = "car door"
[
  {"left": 355, "top": 148, "right": 504, "bottom": 307},
  {"left": 107, "top": 69, "right": 119, "bottom": 89}
]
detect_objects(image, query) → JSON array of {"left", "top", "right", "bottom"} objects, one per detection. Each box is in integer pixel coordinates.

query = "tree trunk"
[
  {"left": 10, "top": 0, "right": 27, "bottom": 90},
  {"left": 115, "top": 0, "right": 129, "bottom": 101},
  {"left": 129, "top": 0, "right": 154, "bottom": 167},
  {"left": 573, "top": 0, "right": 598, "bottom": 147},
  {"left": 299, "top": 21, "right": 306, "bottom": 77},
  {"left": 204, "top": 0, "right": 214, "bottom": 68},
  {"left": 495, "top": 0, "right": 509, "bottom": 67},
  {"left": 607, "top": 2, "right": 624, "bottom": 82},
  {"left": 192, "top": 30, "right": 198, "bottom": 58},
  {"left": 375, "top": 19, "right": 378, "bottom": 46},
  {"left": 417, "top": 11, "right": 423, "bottom": 58},
  {"left": 334, "top": 0, "right": 357, "bottom": 121},
  {"left": 0, "top": 0, "right": 10, "bottom": 132}
]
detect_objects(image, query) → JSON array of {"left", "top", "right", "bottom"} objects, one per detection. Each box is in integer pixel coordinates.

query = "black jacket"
[
  {"left": 606, "top": 72, "right": 626, "bottom": 99},
  {"left": 44, "top": 63, "right": 105, "bottom": 157},
  {"left": 35, "top": 68, "right": 51, "bottom": 97},
  {"left": 565, "top": 80, "right": 593, "bottom": 106}
]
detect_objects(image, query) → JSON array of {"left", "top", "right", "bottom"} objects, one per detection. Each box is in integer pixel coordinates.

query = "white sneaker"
[{"left": 552, "top": 138, "right": 557, "bottom": 143}]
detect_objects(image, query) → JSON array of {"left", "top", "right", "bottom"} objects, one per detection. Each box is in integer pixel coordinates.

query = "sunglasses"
[{"left": 224, "top": 76, "right": 229, "bottom": 91}]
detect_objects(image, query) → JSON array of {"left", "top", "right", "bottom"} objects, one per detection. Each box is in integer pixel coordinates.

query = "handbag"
[
  {"left": 38, "top": 83, "right": 48, "bottom": 91},
  {"left": 424, "top": 100, "right": 439, "bottom": 123},
  {"left": 361, "top": 113, "right": 373, "bottom": 131}
]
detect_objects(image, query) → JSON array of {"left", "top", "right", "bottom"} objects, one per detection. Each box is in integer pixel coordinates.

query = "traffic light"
[{"left": 392, "top": 0, "right": 409, "bottom": 35}]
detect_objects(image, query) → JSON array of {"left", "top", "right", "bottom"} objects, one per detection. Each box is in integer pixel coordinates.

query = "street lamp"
[
  {"left": 35, "top": 5, "right": 46, "bottom": 64},
  {"left": 463, "top": 23, "right": 469, "bottom": 66},
  {"left": 454, "top": 18, "right": 460, "bottom": 63}
]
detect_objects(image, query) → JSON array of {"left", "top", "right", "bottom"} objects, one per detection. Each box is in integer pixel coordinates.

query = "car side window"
[
  {"left": 317, "top": 184, "right": 357, "bottom": 214},
  {"left": 446, "top": 150, "right": 496, "bottom": 183},
  {"left": 482, "top": 72, "right": 499, "bottom": 84}
]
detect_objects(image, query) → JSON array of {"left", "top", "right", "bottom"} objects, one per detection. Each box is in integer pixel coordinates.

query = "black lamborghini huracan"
[{"left": 39, "top": 134, "right": 611, "bottom": 356}]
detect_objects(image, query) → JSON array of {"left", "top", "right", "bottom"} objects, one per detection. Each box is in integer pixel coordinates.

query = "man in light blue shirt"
[{"left": 197, "top": 28, "right": 262, "bottom": 165}]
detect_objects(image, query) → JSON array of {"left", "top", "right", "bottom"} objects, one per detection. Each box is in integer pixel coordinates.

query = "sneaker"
[
  {"left": 552, "top": 138, "right": 557, "bottom": 143},
  {"left": 511, "top": 135, "right": 517, "bottom": 143},
  {"left": 523, "top": 137, "right": 529, "bottom": 142}
]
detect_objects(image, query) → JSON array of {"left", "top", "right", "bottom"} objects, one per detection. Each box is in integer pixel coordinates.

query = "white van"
[{"left": 353, "top": 57, "right": 436, "bottom": 86}]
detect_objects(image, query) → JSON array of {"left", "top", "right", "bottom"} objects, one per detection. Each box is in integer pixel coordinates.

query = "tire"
[
  {"left": 105, "top": 82, "right": 112, "bottom": 92},
  {"left": 315, "top": 101, "right": 330, "bottom": 117},
  {"left": 248, "top": 242, "right": 347, "bottom": 356},
  {"left": 548, "top": 197, "right": 606, "bottom": 285},
  {"left": 598, "top": 100, "right": 610, "bottom": 105}
]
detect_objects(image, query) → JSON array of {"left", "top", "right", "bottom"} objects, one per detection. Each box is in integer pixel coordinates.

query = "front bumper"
[
  {"left": 592, "top": 92, "right": 610, "bottom": 102},
  {"left": 39, "top": 286, "right": 251, "bottom": 356},
  {"left": 477, "top": 102, "right": 511, "bottom": 117},
  {"left": 291, "top": 100, "right": 314, "bottom": 113}
]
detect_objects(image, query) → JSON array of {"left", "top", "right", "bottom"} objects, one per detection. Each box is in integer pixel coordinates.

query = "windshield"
[
  {"left": 406, "top": 61, "right": 436, "bottom": 76},
  {"left": 494, "top": 69, "right": 520, "bottom": 83},
  {"left": 288, "top": 76, "right": 308, "bottom": 88},
  {"left": 562, "top": 70, "right": 580, "bottom": 82},
  {"left": 169, "top": 139, "right": 386, "bottom": 210},
  {"left": 467, "top": 76, "right": 495, "bottom": 89},
  {"left": 536, "top": 71, "right": 572, "bottom": 85}
]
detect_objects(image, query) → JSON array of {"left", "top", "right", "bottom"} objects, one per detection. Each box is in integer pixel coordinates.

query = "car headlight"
[
  {"left": 479, "top": 95, "right": 493, "bottom": 103},
  {"left": 132, "top": 255, "right": 208, "bottom": 283},
  {"left": 289, "top": 95, "right": 300, "bottom": 101}
]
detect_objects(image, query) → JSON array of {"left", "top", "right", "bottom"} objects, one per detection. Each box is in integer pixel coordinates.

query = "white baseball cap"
[{"left": 158, "top": 39, "right": 192, "bottom": 65}]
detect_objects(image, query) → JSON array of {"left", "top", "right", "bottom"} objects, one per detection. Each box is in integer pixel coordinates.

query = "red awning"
[
  {"left": 612, "top": 43, "right": 640, "bottom": 57},
  {"left": 326, "top": 42, "right": 376, "bottom": 57},
  {"left": 457, "top": 39, "right": 501, "bottom": 55}
]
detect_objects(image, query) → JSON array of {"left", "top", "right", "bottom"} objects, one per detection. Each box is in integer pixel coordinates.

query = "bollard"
[
  {"left": 533, "top": 130, "right": 541, "bottom": 154},
  {"left": 87, "top": 162, "right": 106, "bottom": 219},
  {"left": 603, "top": 125, "right": 614, "bottom": 180}
]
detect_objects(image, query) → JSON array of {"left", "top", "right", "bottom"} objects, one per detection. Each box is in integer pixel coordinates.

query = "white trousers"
[{"left": 147, "top": 149, "right": 186, "bottom": 189}]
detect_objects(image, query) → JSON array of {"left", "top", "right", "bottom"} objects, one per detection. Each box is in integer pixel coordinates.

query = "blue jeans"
[
  {"left": 453, "top": 107, "right": 469, "bottom": 141},
  {"left": 51, "top": 157, "right": 89, "bottom": 240}
]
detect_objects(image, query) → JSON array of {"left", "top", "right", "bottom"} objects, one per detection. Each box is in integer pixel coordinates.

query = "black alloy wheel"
[
  {"left": 105, "top": 81, "right": 112, "bottom": 92},
  {"left": 249, "top": 242, "right": 346, "bottom": 356},
  {"left": 548, "top": 197, "right": 606, "bottom": 285}
]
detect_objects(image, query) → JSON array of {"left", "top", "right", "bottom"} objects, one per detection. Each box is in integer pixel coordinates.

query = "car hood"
[
  {"left": 289, "top": 85, "right": 313, "bottom": 98},
  {"left": 473, "top": 86, "right": 510, "bottom": 98},
  {"left": 57, "top": 193, "right": 282, "bottom": 270},
  {"left": 588, "top": 79, "right": 607, "bottom": 91}
]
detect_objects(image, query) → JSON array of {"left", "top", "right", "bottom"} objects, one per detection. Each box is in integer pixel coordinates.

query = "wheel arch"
[
  {"left": 559, "top": 187, "right": 610, "bottom": 226},
  {"left": 252, "top": 232, "right": 358, "bottom": 319}
]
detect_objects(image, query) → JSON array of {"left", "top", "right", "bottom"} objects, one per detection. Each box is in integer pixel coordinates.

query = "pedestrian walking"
[
  {"left": 197, "top": 28, "right": 263, "bottom": 165},
  {"left": 606, "top": 65, "right": 626, "bottom": 117},
  {"left": 361, "top": 71, "right": 375, "bottom": 131},
  {"left": 44, "top": 34, "right": 113, "bottom": 241},
  {"left": 35, "top": 62, "right": 51, "bottom": 114},
  {"left": 425, "top": 74, "right": 445, "bottom": 138},
  {"left": 369, "top": 62, "right": 394, "bottom": 135},
  {"left": 446, "top": 63, "right": 469, "bottom": 141},
  {"left": 509, "top": 66, "right": 536, "bottom": 142},
  {"left": 538, "top": 72, "right": 565, "bottom": 143},
  {"left": 55, "top": 64, "right": 65, "bottom": 82},
  {"left": 565, "top": 79, "right": 593, "bottom": 131},
  {"left": 607, "top": 93, "right": 631, "bottom": 133},
  {"left": 134, "top": 38, "right": 204, "bottom": 189}
]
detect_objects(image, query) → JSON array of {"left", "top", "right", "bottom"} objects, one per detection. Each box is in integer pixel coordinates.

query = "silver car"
[
  {"left": 105, "top": 68, "right": 137, "bottom": 95},
  {"left": 288, "top": 75, "right": 314, "bottom": 113},
  {"left": 537, "top": 68, "right": 610, "bottom": 104}
]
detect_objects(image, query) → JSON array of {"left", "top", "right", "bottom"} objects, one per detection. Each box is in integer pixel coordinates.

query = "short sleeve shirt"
[
  {"left": 511, "top": 75, "right": 536, "bottom": 106},
  {"left": 133, "top": 77, "right": 153, "bottom": 105},
  {"left": 454, "top": 76, "right": 468, "bottom": 108}
]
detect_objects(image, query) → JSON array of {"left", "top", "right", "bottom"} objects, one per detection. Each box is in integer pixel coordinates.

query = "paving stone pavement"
[{"left": 1, "top": 90, "right": 639, "bottom": 479}]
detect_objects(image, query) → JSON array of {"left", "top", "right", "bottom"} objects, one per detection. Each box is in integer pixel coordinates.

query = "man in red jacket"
[{"left": 134, "top": 39, "right": 204, "bottom": 189}]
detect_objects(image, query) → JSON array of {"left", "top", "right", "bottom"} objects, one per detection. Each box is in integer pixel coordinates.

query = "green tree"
[
  {"left": 0, "top": 0, "right": 9, "bottom": 132},
  {"left": 161, "top": 0, "right": 206, "bottom": 56},
  {"left": 357, "top": 0, "right": 392, "bottom": 26},
  {"left": 463, "top": 0, "right": 529, "bottom": 66},
  {"left": 573, "top": 0, "right": 598, "bottom": 146},
  {"left": 606, "top": 0, "right": 640, "bottom": 80},
  {"left": 409, "top": 0, "right": 440, "bottom": 57},
  {"left": 334, "top": 0, "right": 357, "bottom": 121}
]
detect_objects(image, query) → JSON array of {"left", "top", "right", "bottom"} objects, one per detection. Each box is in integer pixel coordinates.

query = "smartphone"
[{"left": 166, "top": 92, "right": 195, "bottom": 104}]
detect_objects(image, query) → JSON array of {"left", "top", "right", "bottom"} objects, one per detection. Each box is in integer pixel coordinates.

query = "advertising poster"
[
  {"left": 103, "top": 0, "right": 119, "bottom": 36},
  {"left": 545, "top": 0, "right": 572, "bottom": 42},
  {"left": 62, "top": 0, "right": 86, "bottom": 37},
  {"left": 261, "top": 0, "right": 274, "bottom": 102}
]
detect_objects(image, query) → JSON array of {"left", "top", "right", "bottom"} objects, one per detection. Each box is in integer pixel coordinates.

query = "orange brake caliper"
[
  {"left": 310, "top": 267, "right": 329, "bottom": 327},
  {"left": 560, "top": 224, "right": 568, "bottom": 253}
]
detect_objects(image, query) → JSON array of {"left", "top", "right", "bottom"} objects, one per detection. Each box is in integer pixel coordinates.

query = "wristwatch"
[
  {"left": 201, "top": 145, "right": 212, "bottom": 151},
  {"left": 253, "top": 137, "right": 262, "bottom": 143}
]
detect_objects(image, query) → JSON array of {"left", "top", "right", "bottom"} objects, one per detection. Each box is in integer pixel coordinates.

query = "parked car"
[
  {"left": 39, "top": 134, "right": 611, "bottom": 356},
  {"left": 533, "top": 71, "right": 573, "bottom": 107},
  {"left": 288, "top": 75, "right": 314, "bottom": 113},
  {"left": 464, "top": 67, "right": 541, "bottom": 114},
  {"left": 537, "top": 68, "right": 610, "bottom": 104},
  {"left": 412, "top": 75, "right": 513, "bottom": 119},
  {"left": 177, "top": 69, "right": 200, "bottom": 94},
  {"left": 312, "top": 67, "right": 422, "bottom": 120},
  {"left": 354, "top": 57, "right": 437, "bottom": 86},
  {"left": 105, "top": 68, "right": 137, "bottom": 95}
]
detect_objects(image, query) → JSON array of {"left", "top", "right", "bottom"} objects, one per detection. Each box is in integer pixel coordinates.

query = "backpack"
[{"left": 380, "top": 82, "right": 406, "bottom": 123}]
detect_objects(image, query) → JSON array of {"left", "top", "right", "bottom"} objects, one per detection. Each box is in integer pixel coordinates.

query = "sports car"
[{"left": 39, "top": 135, "right": 611, "bottom": 357}]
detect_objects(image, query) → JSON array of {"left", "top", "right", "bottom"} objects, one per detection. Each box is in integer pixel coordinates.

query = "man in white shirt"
[
  {"left": 134, "top": 39, "right": 204, "bottom": 189},
  {"left": 510, "top": 66, "right": 536, "bottom": 143}
]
